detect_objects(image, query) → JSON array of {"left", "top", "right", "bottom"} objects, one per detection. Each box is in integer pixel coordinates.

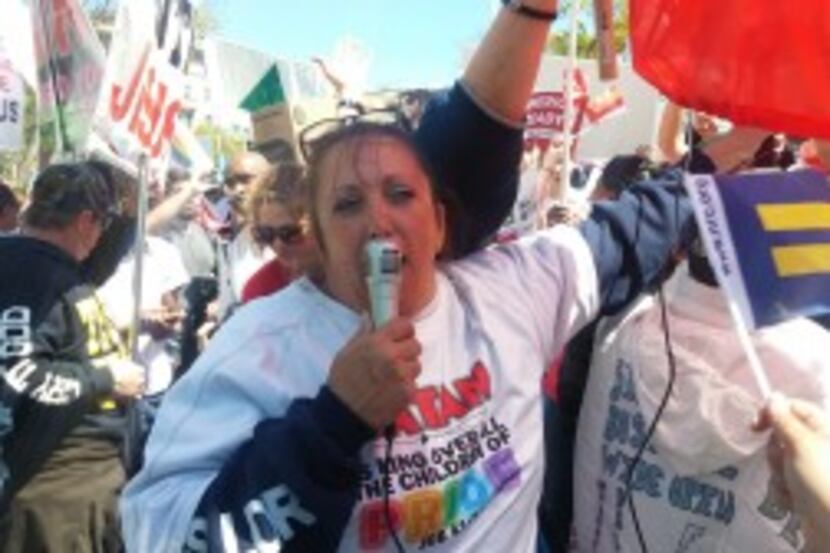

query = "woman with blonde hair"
[{"left": 242, "top": 162, "right": 320, "bottom": 302}]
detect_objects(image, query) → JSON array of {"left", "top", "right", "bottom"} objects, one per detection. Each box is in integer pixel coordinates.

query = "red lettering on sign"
[
  {"left": 110, "top": 47, "right": 150, "bottom": 121},
  {"left": 108, "top": 46, "right": 182, "bottom": 159},
  {"left": 129, "top": 67, "right": 167, "bottom": 147}
]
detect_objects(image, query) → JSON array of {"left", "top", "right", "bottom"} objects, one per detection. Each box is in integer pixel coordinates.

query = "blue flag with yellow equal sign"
[{"left": 685, "top": 169, "right": 830, "bottom": 329}]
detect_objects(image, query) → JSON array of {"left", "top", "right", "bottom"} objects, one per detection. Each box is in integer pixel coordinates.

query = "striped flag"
[{"left": 685, "top": 169, "right": 830, "bottom": 329}]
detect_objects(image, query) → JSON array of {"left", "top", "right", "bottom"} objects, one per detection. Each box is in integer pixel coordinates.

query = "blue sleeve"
[
  {"left": 578, "top": 154, "right": 715, "bottom": 316},
  {"left": 183, "top": 387, "right": 375, "bottom": 553},
  {"left": 813, "top": 314, "right": 830, "bottom": 330},
  {"left": 414, "top": 82, "right": 523, "bottom": 258}
]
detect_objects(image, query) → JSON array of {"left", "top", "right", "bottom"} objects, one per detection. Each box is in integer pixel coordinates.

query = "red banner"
[
  {"left": 631, "top": 0, "right": 830, "bottom": 140},
  {"left": 524, "top": 70, "right": 588, "bottom": 152}
]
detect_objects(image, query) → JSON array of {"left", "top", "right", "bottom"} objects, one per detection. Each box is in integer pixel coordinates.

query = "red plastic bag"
[{"left": 630, "top": 0, "right": 830, "bottom": 140}]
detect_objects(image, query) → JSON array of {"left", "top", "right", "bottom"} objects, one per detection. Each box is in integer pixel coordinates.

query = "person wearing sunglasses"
[
  {"left": 199, "top": 150, "right": 277, "bottom": 318},
  {"left": 123, "top": 1, "right": 563, "bottom": 548},
  {"left": 122, "top": 112, "right": 710, "bottom": 552},
  {"left": 120, "top": 3, "right": 773, "bottom": 552},
  {"left": 239, "top": 162, "right": 316, "bottom": 304}
]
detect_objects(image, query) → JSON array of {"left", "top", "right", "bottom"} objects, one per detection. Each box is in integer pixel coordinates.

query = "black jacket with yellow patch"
[{"left": 0, "top": 235, "right": 115, "bottom": 509}]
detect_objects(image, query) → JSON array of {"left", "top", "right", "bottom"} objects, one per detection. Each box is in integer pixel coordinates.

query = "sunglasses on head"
[
  {"left": 254, "top": 224, "right": 304, "bottom": 246},
  {"left": 298, "top": 108, "right": 406, "bottom": 163}
]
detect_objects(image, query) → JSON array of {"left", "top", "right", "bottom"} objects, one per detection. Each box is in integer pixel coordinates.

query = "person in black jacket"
[
  {"left": 0, "top": 163, "right": 145, "bottom": 549},
  {"left": 0, "top": 182, "right": 19, "bottom": 234}
]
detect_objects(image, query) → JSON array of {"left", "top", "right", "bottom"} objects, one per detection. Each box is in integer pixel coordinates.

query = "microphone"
[
  {"left": 593, "top": 0, "right": 618, "bottom": 81},
  {"left": 364, "top": 238, "right": 402, "bottom": 329}
]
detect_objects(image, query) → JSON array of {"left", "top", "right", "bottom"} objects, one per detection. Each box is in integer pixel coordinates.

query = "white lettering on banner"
[
  {"left": 524, "top": 91, "right": 583, "bottom": 140},
  {"left": 696, "top": 178, "right": 733, "bottom": 278},
  {"left": 684, "top": 174, "right": 758, "bottom": 328},
  {"left": 527, "top": 93, "right": 567, "bottom": 111}
]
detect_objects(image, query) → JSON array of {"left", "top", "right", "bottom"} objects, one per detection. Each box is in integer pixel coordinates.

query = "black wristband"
[{"left": 502, "top": 0, "right": 558, "bottom": 21}]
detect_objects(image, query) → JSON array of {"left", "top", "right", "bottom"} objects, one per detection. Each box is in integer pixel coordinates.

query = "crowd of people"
[{"left": 1, "top": 1, "right": 829, "bottom": 552}]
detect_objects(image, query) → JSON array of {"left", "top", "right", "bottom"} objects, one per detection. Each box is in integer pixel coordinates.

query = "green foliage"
[
  {"left": 193, "top": 120, "right": 246, "bottom": 164},
  {"left": 193, "top": 2, "right": 220, "bottom": 39},
  {"left": 547, "top": 0, "right": 629, "bottom": 58},
  {"left": 83, "top": 0, "right": 220, "bottom": 36},
  {"left": 82, "top": 0, "right": 116, "bottom": 24},
  {"left": 0, "top": 85, "right": 40, "bottom": 191}
]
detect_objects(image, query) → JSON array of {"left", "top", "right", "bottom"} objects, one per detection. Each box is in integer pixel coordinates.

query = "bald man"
[
  {"left": 224, "top": 150, "right": 271, "bottom": 224},
  {"left": 165, "top": 150, "right": 274, "bottom": 328}
]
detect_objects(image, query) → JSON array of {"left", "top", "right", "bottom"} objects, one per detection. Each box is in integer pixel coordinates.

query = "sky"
[{"left": 209, "top": 0, "right": 501, "bottom": 90}]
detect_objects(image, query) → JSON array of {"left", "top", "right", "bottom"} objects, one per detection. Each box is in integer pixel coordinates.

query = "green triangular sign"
[{"left": 239, "top": 65, "right": 287, "bottom": 112}]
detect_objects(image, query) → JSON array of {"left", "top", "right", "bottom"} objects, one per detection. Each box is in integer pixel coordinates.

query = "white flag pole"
[
  {"left": 559, "top": 0, "right": 583, "bottom": 200},
  {"left": 129, "top": 154, "right": 149, "bottom": 361},
  {"left": 724, "top": 296, "right": 773, "bottom": 399}
]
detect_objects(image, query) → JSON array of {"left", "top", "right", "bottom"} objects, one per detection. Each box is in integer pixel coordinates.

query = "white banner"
[
  {"left": 0, "top": 42, "right": 24, "bottom": 152},
  {"left": 30, "top": 0, "right": 107, "bottom": 163},
  {"left": 88, "top": 0, "right": 194, "bottom": 169},
  {"left": 0, "top": 1, "right": 36, "bottom": 88}
]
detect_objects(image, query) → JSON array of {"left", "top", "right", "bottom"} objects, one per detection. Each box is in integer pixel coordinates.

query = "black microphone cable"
[
  {"left": 623, "top": 127, "right": 690, "bottom": 553},
  {"left": 623, "top": 284, "right": 678, "bottom": 553}
]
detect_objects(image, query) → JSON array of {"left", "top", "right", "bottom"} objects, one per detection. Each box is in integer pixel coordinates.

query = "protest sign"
[
  {"left": 0, "top": 43, "right": 24, "bottom": 152},
  {"left": 525, "top": 68, "right": 625, "bottom": 152},
  {"left": 89, "top": 0, "right": 194, "bottom": 169},
  {"left": 30, "top": 0, "right": 106, "bottom": 163},
  {"left": 525, "top": 69, "right": 587, "bottom": 152}
]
